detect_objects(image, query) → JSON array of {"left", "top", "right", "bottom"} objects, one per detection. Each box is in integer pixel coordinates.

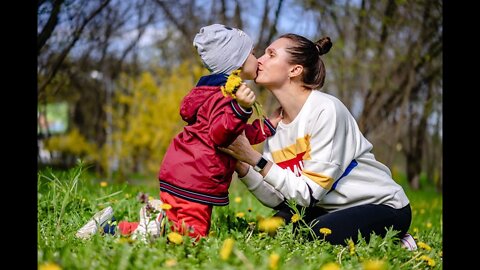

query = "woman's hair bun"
[{"left": 315, "top": 36, "right": 332, "bottom": 55}]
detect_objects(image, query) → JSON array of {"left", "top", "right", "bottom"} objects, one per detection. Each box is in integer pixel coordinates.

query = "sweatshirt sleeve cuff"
[
  {"left": 263, "top": 163, "right": 284, "bottom": 189},
  {"left": 230, "top": 100, "right": 252, "bottom": 120},
  {"left": 239, "top": 166, "right": 263, "bottom": 189},
  {"left": 263, "top": 118, "right": 276, "bottom": 136}
]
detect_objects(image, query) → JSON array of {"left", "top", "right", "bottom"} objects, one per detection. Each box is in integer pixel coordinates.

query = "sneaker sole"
[{"left": 76, "top": 206, "right": 114, "bottom": 239}]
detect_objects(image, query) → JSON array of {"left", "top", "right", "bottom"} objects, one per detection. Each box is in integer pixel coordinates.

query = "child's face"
[{"left": 240, "top": 52, "right": 258, "bottom": 80}]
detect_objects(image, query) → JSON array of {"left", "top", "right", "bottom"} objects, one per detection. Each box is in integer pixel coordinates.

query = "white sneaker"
[
  {"left": 132, "top": 199, "right": 166, "bottom": 242},
  {"left": 400, "top": 233, "right": 417, "bottom": 251},
  {"left": 76, "top": 206, "right": 114, "bottom": 239}
]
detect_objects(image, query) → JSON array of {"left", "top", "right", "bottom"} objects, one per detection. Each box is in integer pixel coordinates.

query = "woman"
[{"left": 219, "top": 33, "right": 416, "bottom": 249}]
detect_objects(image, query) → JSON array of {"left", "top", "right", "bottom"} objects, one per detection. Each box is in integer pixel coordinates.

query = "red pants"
[
  {"left": 117, "top": 192, "right": 213, "bottom": 240},
  {"left": 160, "top": 191, "right": 213, "bottom": 240}
]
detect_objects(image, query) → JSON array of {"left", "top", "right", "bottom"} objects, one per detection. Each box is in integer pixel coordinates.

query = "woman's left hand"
[{"left": 218, "top": 132, "right": 261, "bottom": 165}]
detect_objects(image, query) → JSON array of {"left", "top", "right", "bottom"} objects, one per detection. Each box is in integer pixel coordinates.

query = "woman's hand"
[{"left": 218, "top": 132, "right": 262, "bottom": 166}]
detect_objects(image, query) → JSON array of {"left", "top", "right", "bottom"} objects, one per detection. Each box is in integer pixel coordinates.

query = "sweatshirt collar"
[{"left": 196, "top": 73, "right": 228, "bottom": 87}]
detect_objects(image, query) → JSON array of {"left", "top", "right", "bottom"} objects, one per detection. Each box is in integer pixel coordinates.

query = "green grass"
[{"left": 38, "top": 163, "right": 442, "bottom": 269}]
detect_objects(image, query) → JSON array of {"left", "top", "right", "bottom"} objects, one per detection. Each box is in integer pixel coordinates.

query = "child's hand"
[
  {"left": 235, "top": 83, "right": 256, "bottom": 109},
  {"left": 269, "top": 106, "right": 283, "bottom": 128}
]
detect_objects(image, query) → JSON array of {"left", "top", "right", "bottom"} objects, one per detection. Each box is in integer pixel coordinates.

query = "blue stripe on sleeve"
[{"left": 327, "top": 159, "right": 358, "bottom": 194}]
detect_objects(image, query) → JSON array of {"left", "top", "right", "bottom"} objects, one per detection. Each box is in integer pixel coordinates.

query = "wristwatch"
[{"left": 253, "top": 157, "right": 268, "bottom": 172}]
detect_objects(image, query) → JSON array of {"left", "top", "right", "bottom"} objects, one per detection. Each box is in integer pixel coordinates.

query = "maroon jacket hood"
[{"left": 180, "top": 86, "right": 220, "bottom": 124}]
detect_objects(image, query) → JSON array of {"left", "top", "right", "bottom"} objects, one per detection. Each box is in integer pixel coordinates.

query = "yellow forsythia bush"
[{"left": 98, "top": 61, "right": 207, "bottom": 177}]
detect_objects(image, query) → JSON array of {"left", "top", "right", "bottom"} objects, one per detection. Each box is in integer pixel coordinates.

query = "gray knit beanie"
[{"left": 193, "top": 24, "right": 254, "bottom": 75}]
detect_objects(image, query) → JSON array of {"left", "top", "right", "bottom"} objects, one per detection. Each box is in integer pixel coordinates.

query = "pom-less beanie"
[{"left": 193, "top": 24, "right": 254, "bottom": 75}]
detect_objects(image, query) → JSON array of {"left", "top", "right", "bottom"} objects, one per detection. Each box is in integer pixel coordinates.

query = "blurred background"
[{"left": 37, "top": 0, "right": 442, "bottom": 191}]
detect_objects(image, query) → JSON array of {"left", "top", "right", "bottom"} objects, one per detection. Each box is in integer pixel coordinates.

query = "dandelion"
[
  {"left": 320, "top": 262, "right": 340, "bottom": 270},
  {"left": 258, "top": 217, "right": 284, "bottom": 236},
  {"left": 167, "top": 232, "right": 183, "bottom": 245},
  {"left": 161, "top": 203, "right": 172, "bottom": 210},
  {"left": 418, "top": 255, "right": 436, "bottom": 267},
  {"left": 164, "top": 259, "right": 177, "bottom": 267},
  {"left": 413, "top": 227, "right": 419, "bottom": 233},
  {"left": 221, "top": 69, "right": 243, "bottom": 99},
  {"left": 100, "top": 181, "right": 108, "bottom": 187},
  {"left": 149, "top": 196, "right": 154, "bottom": 202},
  {"left": 348, "top": 239, "right": 356, "bottom": 256},
  {"left": 124, "top": 193, "right": 131, "bottom": 198},
  {"left": 269, "top": 252, "right": 280, "bottom": 270},
  {"left": 362, "top": 259, "right": 387, "bottom": 270},
  {"left": 236, "top": 212, "right": 245, "bottom": 218},
  {"left": 234, "top": 196, "right": 242, "bottom": 203},
  {"left": 417, "top": 241, "right": 432, "bottom": 251},
  {"left": 220, "top": 238, "right": 235, "bottom": 261},
  {"left": 291, "top": 213, "right": 300, "bottom": 223},
  {"left": 39, "top": 262, "right": 62, "bottom": 270},
  {"left": 319, "top": 227, "right": 332, "bottom": 236},
  {"left": 426, "top": 222, "right": 432, "bottom": 228}
]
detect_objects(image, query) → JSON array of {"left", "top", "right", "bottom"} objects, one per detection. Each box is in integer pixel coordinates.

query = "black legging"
[{"left": 274, "top": 202, "right": 411, "bottom": 245}]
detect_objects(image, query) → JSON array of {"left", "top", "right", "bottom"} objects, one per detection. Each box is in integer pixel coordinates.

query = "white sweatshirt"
[{"left": 240, "top": 91, "right": 409, "bottom": 211}]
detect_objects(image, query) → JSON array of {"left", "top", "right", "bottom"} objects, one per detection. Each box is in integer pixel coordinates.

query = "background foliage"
[{"left": 38, "top": 0, "right": 442, "bottom": 187}]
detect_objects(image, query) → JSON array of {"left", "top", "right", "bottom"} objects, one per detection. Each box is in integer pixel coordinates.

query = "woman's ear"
[{"left": 288, "top": 65, "right": 303, "bottom": 78}]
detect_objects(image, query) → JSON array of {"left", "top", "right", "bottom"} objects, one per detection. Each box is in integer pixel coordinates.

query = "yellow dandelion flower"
[
  {"left": 167, "top": 232, "right": 183, "bottom": 245},
  {"left": 116, "top": 237, "right": 135, "bottom": 244},
  {"left": 269, "top": 252, "right": 280, "bottom": 270},
  {"left": 362, "top": 259, "right": 387, "bottom": 270},
  {"left": 161, "top": 203, "right": 172, "bottom": 210},
  {"left": 320, "top": 262, "right": 340, "bottom": 270},
  {"left": 234, "top": 196, "right": 242, "bottom": 203},
  {"left": 426, "top": 222, "right": 432, "bottom": 228},
  {"left": 124, "top": 193, "right": 131, "bottom": 198},
  {"left": 221, "top": 69, "right": 243, "bottom": 98},
  {"left": 413, "top": 227, "right": 419, "bottom": 233},
  {"left": 418, "top": 255, "right": 435, "bottom": 267},
  {"left": 220, "top": 238, "right": 235, "bottom": 261},
  {"left": 319, "top": 227, "right": 332, "bottom": 236},
  {"left": 258, "top": 217, "right": 285, "bottom": 235},
  {"left": 100, "top": 181, "right": 108, "bottom": 187},
  {"left": 417, "top": 241, "right": 432, "bottom": 251},
  {"left": 348, "top": 239, "right": 356, "bottom": 256},
  {"left": 291, "top": 213, "right": 300, "bottom": 223},
  {"left": 149, "top": 196, "right": 154, "bottom": 201},
  {"left": 236, "top": 212, "right": 245, "bottom": 218},
  {"left": 164, "top": 258, "right": 177, "bottom": 267},
  {"left": 39, "top": 262, "right": 62, "bottom": 270}
]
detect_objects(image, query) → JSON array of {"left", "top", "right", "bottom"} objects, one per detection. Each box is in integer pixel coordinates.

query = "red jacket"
[{"left": 158, "top": 74, "right": 275, "bottom": 206}]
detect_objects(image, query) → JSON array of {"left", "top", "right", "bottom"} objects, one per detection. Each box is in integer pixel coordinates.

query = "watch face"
[{"left": 256, "top": 157, "right": 267, "bottom": 170}]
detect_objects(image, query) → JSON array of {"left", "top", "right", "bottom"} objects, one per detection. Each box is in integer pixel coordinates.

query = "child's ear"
[{"left": 288, "top": 65, "right": 303, "bottom": 78}]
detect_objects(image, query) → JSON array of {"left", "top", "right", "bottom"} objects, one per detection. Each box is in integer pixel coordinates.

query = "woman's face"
[
  {"left": 255, "top": 38, "right": 293, "bottom": 88},
  {"left": 240, "top": 52, "right": 259, "bottom": 80}
]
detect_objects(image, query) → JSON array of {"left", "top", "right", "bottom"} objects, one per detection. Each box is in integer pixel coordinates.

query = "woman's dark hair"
[{"left": 279, "top": 33, "right": 332, "bottom": 89}]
